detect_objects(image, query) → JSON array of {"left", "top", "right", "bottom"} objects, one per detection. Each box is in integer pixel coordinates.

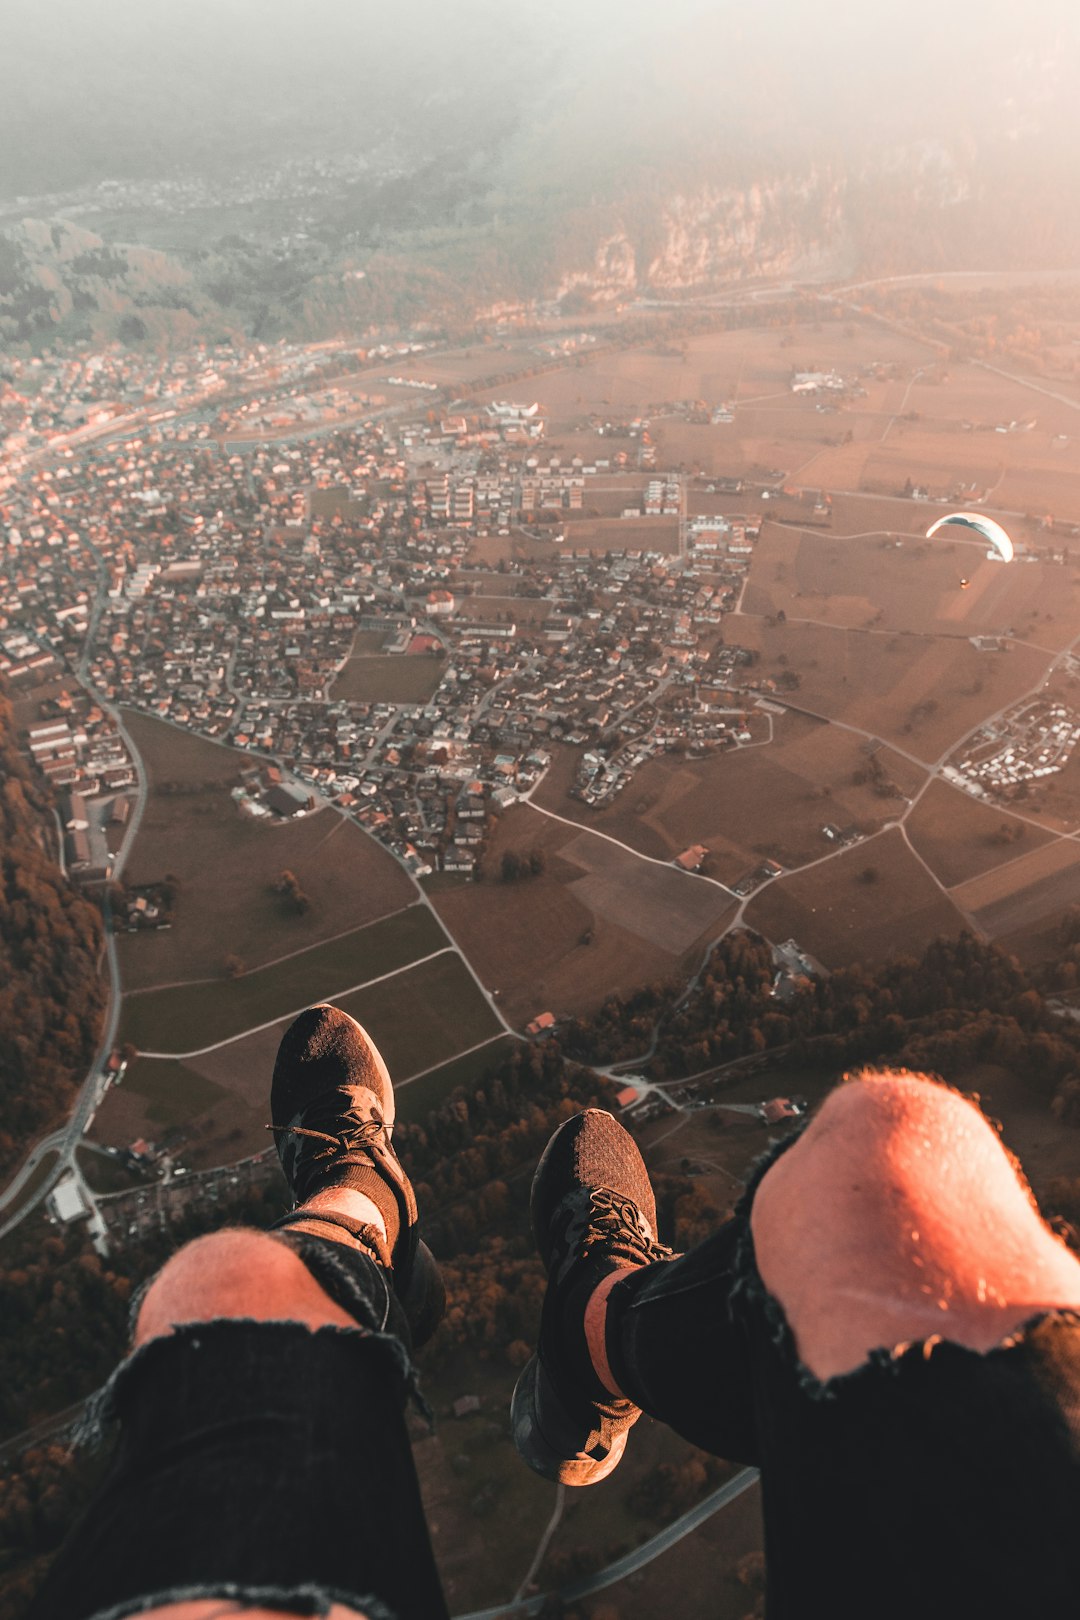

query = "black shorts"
[
  {"left": 28, "top": 1315, "right": 449, "bottom": 1620},
  {"left": 608, "top": 1131, "right": 1080, "bottom": 1619}
]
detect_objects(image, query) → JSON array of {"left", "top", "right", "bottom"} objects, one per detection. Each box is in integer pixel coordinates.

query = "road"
[{"left": 0, "top": 575, "right": 151, "bottom": 1238}]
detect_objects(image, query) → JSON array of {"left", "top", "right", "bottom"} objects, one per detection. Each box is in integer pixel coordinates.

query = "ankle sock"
[
  {"left": 585, "top": 1269, "right": 632, "bottom": 1398},
  {"left": 312, "top": 1163, "right": 402, "bottom": 1256}
]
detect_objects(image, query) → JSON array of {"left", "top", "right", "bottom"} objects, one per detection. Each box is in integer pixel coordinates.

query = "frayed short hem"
[
  {"left": 74, "top": 1319, "right": 423, "bottom": 1454},
  {"left": 81, "top": 1581, "right": 395, "bottom": 1620}
]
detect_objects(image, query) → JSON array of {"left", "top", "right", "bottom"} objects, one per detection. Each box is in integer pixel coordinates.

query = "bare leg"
[
  {"left": 748, "top": 1070, "right": 1080, "bottom": 1378},
  {"left": 578, "top": 1069, "right": 1080, "bottom": 1394},
  {"left": 134, "top": 1227, "right": 367, "bottom": 1345}
]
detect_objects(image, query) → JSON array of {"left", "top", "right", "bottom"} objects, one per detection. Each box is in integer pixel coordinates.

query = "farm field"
[
  {"left": 949, "top": 836, "right": 1080, "bottom": 916},
  {"left": 432, "top": 804, "right": 727, "bottom": 1025},
  {"left": 93, "top": 1057, "right": 233, "bottom": 1149},
  {"left": 118, "top": 715, "right": 414, "bottom": 989},
  {"left": 742, "top": 525, "right": 1080, "bottom": 649},
  {"left": 95, "top": 951, "right": 502, "bottom": 1166},
  {"left": 508, "top": 319, "right": 926, "bottom": 426},
  {"left": 744, "top": 827, "right": 967, "bottom": 967},
  {"left": 905, "top": 780, "right": 1055, "bottom": 889},
  {"left": 950, "top": 839, "right": 1080, "bottom": 947},
  {"left": 331, "top": 652, "right": 445, "bottom": 704},
  {"left": 119, "top": 903, "right": 444, "bottom": 1052},
  {"left": 725, "top": 618, "right": 1049, "bottom": 760},
  {"left": 531, "top": 716, "right": 925, "bottom": 879}
]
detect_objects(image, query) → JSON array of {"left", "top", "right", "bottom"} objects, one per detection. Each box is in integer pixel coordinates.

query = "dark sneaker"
[
  {"left": 270, "top": 1004, "right": 443, "bottom": 1346},
  {"left": 512, "top": 1108, "right": 672, "bottom": 1486}
]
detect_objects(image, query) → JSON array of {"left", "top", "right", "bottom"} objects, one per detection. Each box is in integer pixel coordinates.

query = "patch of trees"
[
  {"left": 562, "top": 929, "right": 1080, "bottom": 1128},
  {"left": 500, "top": 848, "right": 545, "bottom": 882},
  {"left": 992, "top": 821, "right": 1026, "bottom": 846},
  {"left": 852, "top": 755, "right": 902, "bottom": 799},
  {"left": 0, "top": 687, "right": 107, "bottom": 1176},
  {"left": 272, "top": 869, "right": 310, "bottom": 916}
]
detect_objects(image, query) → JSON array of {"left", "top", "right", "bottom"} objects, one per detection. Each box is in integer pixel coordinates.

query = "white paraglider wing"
[{"left": 925, "top": 512, "right": 1014, "bottom": 562}]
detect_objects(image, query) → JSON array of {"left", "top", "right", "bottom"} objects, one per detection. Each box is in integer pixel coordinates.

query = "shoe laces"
[
  {"left": 267, "top": 1115, "right": 387, "bottom": 1157},
  {"left": 578, "top": 1186, "right": 673, "bottom": 1265}
]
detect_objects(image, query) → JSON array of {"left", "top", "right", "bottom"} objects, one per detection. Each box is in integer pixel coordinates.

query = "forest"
[
  {"left": 0, "top": 687, "right": 107, "bottom": 1177},
  {"left": 564, "top": 928, "right": 1080, "bottom": 1128}
]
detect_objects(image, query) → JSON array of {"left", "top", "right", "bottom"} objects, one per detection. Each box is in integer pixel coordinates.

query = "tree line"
[{"left": 0, "top": 686, "right": 107, "bottom": 1177}]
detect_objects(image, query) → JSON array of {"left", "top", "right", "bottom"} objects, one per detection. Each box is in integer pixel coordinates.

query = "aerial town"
[{"left": 0, "top": 337, "right": 781, "bottom": 886}]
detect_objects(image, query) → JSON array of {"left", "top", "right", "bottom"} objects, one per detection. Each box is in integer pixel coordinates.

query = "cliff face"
[
  {"left": 6, "top": 130, "right": 1078, "bottom": 351},
  {"left": 552, "top": 171, "right": 852, "bottom": 304},
  {"left": 540, "top": 131, "right": 1079, "bottom": 310}
]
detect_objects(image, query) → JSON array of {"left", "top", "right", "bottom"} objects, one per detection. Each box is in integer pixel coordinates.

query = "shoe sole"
[{"left": 511, "top": 1354, "right": 633, "bottom": 1487}]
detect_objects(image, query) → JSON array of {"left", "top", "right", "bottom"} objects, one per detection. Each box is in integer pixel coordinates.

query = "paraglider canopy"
[{"left": 926, "top": 512, "right": 1014, "bottom": 563}]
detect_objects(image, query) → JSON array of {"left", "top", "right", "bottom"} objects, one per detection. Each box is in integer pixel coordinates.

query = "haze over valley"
[{"left": 3, "top": 8, "right": 1080, "bottom": 1617}]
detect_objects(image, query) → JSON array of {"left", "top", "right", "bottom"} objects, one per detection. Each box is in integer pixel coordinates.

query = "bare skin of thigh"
[{"left": 751, "top": 1069, "right": 1080, "bottom": 1380}]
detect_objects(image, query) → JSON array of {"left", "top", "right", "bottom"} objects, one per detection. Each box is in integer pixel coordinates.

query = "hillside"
[
  {"left": 5, "top": 1, "right": 1080, "bottom": 351},
  {"left": 0, "top": 687, "right": 107, "bottom": 1173}
]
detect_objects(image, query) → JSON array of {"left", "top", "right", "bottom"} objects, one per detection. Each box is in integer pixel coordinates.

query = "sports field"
[{"left": 331, "top": 653, "right": 446, "bottom": 704}]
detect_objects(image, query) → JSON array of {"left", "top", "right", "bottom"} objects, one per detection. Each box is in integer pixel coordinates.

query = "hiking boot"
[
  {"left": 512, "top": 1108, "right": 672, "bottom": 1486},
  {"left": 270, "top": 1004, "right": 443, "bottom": 1347}
]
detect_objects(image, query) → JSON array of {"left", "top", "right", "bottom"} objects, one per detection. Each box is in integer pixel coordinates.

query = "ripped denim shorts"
[
  {"left": 607, "top": 1129, "right": 1080, "bottom": 1619},
  {"left": 27, "top": 1237, "right": 448, "bottom": 1620}
]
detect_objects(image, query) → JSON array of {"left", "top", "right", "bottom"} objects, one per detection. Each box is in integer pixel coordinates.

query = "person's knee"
[
  {"left": 134, "top": 1228, "right": 360, "bottom": 1345},
  {"left": 750, "top": 1070, "right": 1080, "bottom": 1377}
]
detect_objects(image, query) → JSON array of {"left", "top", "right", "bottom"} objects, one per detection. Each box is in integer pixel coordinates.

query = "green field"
[
  {"left": 120, "top": 904, "right": 445, "bottom": 1052},
  {"left": 116, "top": 712, "right": 416, "bottom": 989},
  {"left": 396, "top": 1033, "right": 522, "bottom": 1121}
]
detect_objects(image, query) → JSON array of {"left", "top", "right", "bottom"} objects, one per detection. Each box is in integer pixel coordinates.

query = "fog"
[{"left": 5, "top": 0, "right": 1080, "bottom": 200}]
